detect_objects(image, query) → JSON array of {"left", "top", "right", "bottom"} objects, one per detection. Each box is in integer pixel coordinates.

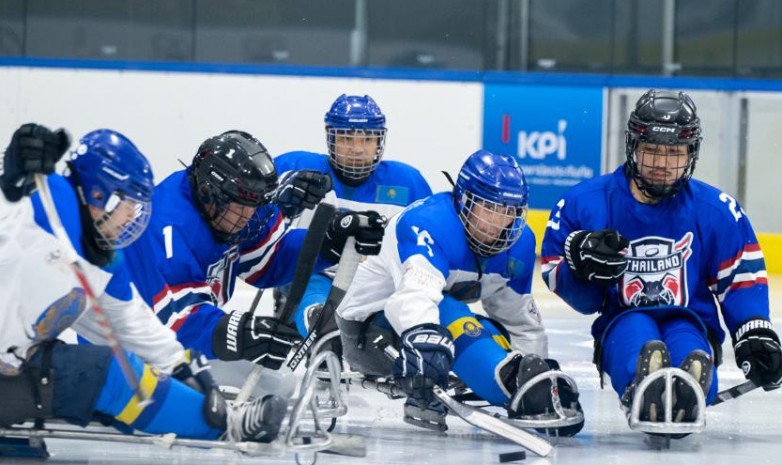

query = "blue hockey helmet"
[
  {"left": 625, "top": 89, "right": 702, "bottom": 199},
  {"left": 68, "top": 129, "right": 154, "bottom": 250},
  {"left": 324, "top": 94, "right": 387, "bottom": 185},
  {"left": 453, "top": 150, "right": 529, "bottom": 257}
]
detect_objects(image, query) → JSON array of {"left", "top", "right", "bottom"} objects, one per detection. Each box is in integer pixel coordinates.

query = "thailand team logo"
[
  {"left": 206, "top": 246, "right": 240, "bottom": 305},
  {"left": 621, "top": 232, "right": 694, "bottom": 308}
]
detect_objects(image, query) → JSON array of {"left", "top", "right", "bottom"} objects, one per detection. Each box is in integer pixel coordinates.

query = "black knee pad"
[{"left": 336, "top": 314, "right": 396, "bottom": 376}]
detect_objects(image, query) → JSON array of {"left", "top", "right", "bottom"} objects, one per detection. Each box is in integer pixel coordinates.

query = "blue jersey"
[
  {"left": 540, "top": 167, "right": 769, "bottom": 343},
  {"left": 0, "top": 174, "right": 183, "bottom": 374},
  {"left": 274, "top": 152, "right": 432, "bottom": 219},
  {"left": 123, "top": 170, "right": 329, "bottom": 357},
  {"left": 338, "top": 192, "right": 547, "bottom": 356}
]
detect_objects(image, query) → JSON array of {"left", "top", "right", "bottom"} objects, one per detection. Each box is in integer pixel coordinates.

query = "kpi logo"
[{"left": 517, "top": 119, "right": 568, "bottom": 160}]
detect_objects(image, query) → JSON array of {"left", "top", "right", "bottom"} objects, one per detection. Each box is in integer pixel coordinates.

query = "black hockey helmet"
[
  {"left": 188, "top": 130, "right": 278, "bottom": 243},
  {"left": 625, "top": 89, "right": 702, "bottom": 199}
]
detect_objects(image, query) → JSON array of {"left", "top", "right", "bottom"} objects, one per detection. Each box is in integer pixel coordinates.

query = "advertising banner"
[{"left": 483, "top": 84, "right": 604, "bottom": 209}]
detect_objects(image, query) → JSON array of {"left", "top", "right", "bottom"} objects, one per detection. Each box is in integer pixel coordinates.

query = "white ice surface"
[{"left": 10, "top": 272, "right": 782, "bottom": 465}]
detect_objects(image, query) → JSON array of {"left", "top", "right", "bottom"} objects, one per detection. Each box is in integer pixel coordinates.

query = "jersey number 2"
[{"left": 719, "top": 193, "right": 744, "bottom": 222}]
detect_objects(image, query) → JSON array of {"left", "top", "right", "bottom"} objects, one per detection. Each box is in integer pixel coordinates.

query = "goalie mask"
[
  {"left": 68, "top": 129, "right": 154, "bottom": 250},
  {"left": 324, "top": 94, "right": 387, "bottom": 186},
  {"left": 188, "top": 130, "right": 278, "bottom": 244},
  {"left": 453, "top": 150, "right": 529, "bottom": 257},
  {"left": 625, "top": 89, "right": 702, "bottom": 199}
]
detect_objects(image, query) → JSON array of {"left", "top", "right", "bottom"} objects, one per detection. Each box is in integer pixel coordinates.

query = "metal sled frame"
[
  {"left": 627, "top": 367, "right": 706, "bottom": 434},
  {"left": 0, "top": 350, "right": 364, "bottom": 459},
  {"left": 300, "top": 331, "right": 350, "bottom": 421},
  {"left": 284, "top": 350, "right": 349, "bottom": 451},
  {"left": 506, "top": 370, "right": 585, "bottom": 429}
]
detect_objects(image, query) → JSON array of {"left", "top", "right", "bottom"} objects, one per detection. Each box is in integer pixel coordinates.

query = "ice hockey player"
[
  {"left": 0, "top": 124, "right": 287, "bottom": 443},
  {"left": 540, "top": 89, "right": 782, "bottom": 435},
  {"left": 274, "top": 94, "right": 432, "bottom": 342},
  {"left": 121, "top": 129, "right": 385, "bottom": 369},
  {"left": 336, "top": 149, "right": 584, "bottom": 436}
]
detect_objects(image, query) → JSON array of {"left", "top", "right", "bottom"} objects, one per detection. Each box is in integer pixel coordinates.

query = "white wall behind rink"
[{"left": 0, "top": 67, "right": 483, "bottom": 194}]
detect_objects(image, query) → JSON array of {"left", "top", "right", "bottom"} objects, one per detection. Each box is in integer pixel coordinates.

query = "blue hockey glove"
[
  {"left": 393, "top": 323, "right": 455, "bottom": 402},
  {"left": 734, "top": 319, "right": 782, "bottom": 391},
  {"left": 1, "top": 123, "right": 70, "bottom": 202},
  {"left": 321, "top": 210, "right": 385, "bottom": 262},
  {"left": 272, "top": 170, "right": 332, "bottom": 218}
]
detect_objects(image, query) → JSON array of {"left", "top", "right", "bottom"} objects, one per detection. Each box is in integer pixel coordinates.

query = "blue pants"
[
  {"left": 291, "top": 273, "right": 333, "bottom": 337},
  {"left": 601, "top": 311, "right": 718, "bottom": 404},
  {"left": 94, "top": 351, "right": 222, "bottom": 438},
  {"left": 437, "top": 295, "right": 512, "bottom": 406},
  {"left": 26, "top": 343, "right": 221, "bottom": 438}
]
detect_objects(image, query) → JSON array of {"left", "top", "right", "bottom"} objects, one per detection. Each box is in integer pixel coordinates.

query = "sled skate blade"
[
  {"left": 403, "top": 402, "right": 448, "bottom": 432},
  {"left": 627, "top": 367, "right": 706, "bottom": 435}
]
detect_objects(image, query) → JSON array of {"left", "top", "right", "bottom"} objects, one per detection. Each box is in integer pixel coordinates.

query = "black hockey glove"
[
  {"left": 564, "top": 229, "right": 629, "bottom": 284},
  {"left": 320, "top": 210, "right": 385, "bottom": 263},
  {"left": 1, "top": 123, "right": 71, "bottom": 202},
  {"left": 393, "top": 323, "right": 455, "bottom": 403},
  {"left": 273, "top": 170, "right": 332, "bottom": 218},
  {"left": 212, "top": 310, "right": 302, "bottom": 370},
  {"left": 734, "top": 318, "right": 782, "bottom": 391}
]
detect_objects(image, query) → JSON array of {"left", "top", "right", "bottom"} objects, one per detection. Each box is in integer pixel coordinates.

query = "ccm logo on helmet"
[{"left": 651, "top": 126, "right": 676, "bottom": 133}]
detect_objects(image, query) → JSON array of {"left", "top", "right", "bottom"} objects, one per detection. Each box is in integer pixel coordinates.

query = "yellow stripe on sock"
[
  {"left": 493, "top": 334, "right": 511, "bottom": 350},
  {"left": 115, "top": 365, "right": 159, "bottom": 425}
]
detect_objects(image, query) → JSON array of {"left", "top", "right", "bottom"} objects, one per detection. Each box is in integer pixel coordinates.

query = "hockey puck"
[{"left": 498, "top": 450, "right": 526, "bottom": 462}]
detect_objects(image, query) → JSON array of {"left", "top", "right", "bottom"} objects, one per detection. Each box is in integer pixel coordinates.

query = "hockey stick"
[
  {"left": 0, "top": 424, "right": 366, "bottom": 457},
  {"left": 383, "top": 345, "right": 553, "bottom": 457},
  {"left": 33, "top": 174, "right": 150, "bottom": 406},
  {"left": 235, "top": 202, "right": 335, "bottom": 403},
  {"left": 287, "top": 234, "right": 362, "bottom": 371},
  {"left": 712, "top": 380, "right": 759, "bottom": 406}
]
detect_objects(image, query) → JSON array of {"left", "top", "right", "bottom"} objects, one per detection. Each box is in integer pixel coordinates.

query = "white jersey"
[
  {"left": 0, "top": 178, "right": 183, "bottom": 375},
  {"left": 338, "top": 193, "right": 547, "bottom": 357}
]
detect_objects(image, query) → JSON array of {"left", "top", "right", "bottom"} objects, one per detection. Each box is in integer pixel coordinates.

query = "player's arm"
[
  {"left": 540, "top": 197, "right": 620, "bottom": 314},
  {"left": 72, "top": 261, "right": 186, "bottom": 373},
  {"left": 706, "top": 196, "right": 781, "bottom": 389},
  {"left": 386, "top": 217, "right": 455, "bottom": 399},
  {"left": 127, "top": 222, "right": 298, "bottom": 367},
  {"left": 384, "top": 219, "right": 450, "bottom": 333},
  {"left": 239, "top": 209, "right": 384, "bottom": 288},
  {"left": 482, "top": 228, "right": 548, "bottom": 357}
]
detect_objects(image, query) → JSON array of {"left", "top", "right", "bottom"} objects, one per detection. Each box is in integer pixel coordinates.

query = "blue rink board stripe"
[{"left": 3, "top": 56, "right": 782, "bottom": 91}]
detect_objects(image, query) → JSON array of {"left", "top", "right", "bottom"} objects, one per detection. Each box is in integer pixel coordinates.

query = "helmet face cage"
[
  {"left": 92, "top": 195, "right": 152, "bottom": 250},
  {"left": 626, "top": 139, "right": 699, "bottom": 198},
  {"left": 192, "top": 168, "right": 276, "bottom": 245},
  {"left": 458, "top": 191, "right": 528, "bottom": 257},
  {"left": 189, "top": 131, "right": 278, "bottom": 244},
  {"left": 326, "top": 127, "right": 387, "bottom": 182},
  {"left": 69, "top": 130, "right": 155, "bottom": 250},
  {"left": 624, "top": 90, "right": 702, "bottom": 199}
]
